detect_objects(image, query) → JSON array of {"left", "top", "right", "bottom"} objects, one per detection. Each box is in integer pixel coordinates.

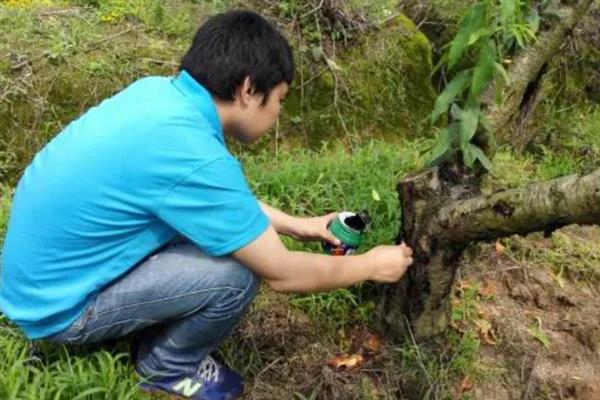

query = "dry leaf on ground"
[
  {"left": 327, "top": 354, "right": 364, "bottom": 369},
  {"left": 363, "top": 333, "right": 383, "bottom": 354},
  {"left": 495, "top": 241, "right": 505, "bottom": 255},
  {"left": 459, "top": 376, "right": 474, "bottom": 393},
  {"left": 479, "top": 280, "right": 498, "bottom": 297}
]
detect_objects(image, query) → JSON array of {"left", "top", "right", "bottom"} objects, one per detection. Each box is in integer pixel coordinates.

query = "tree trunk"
[
  {"left": 379, "top": 167, "right": 600, "bottom": 339},
  {"left": 378, "top": 0, "right": 596, "bottom": 341},
  {"left": 378, "top": 164, "right": 480, "bottom": 338}
]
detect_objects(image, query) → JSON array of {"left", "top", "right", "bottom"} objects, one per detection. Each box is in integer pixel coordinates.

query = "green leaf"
[
  {"left": 311, "top": 46, "right": 323, "bottom": 61},
  {"left": 471, "top": 39, "right": 497, "bottom": 97},
  {"left": 448, "top": 2, "right": 487, "bottom": 70},
  {"left": 527, "top": 9, "right": 540, "bottom": 34},
  {"left": 479, "top": 113, "right": 492, "bottom": 132},
  {"left": 513, "top": 28, "right": 525, "bottom": 48},
  {"left": 467, "top": 27, "right": 493, "bottom": 46},
  {"left": 371, "top": 189, "right": 381, "bottom": 202},
  {"left": 470, "top": 143, "right": 493, "bottom": 170},
  {"left": 494, "top": 62, "right": 510, "bottom": 83},
  {"left": 450, "top": 103, "right": 463, "bottom": 120},
  {"left": 462, "top": 142, "right": 477, "bottom": 168},
  {"left": 428, "top": 124, "right": 459, "bottom": 166},
  {"left": 458, "top": 104, "right": 480, "bottom": 145},
  {"left": 72, "top": 388, "right": 107, "bottom": 400},
  {"left": 500, "top": 0, "right": 517, "bottom": 27},
  {"left": 430, "top": 70, "right": 471, "bottom": 123},
  {"left": 527, "top": 320, "right": 551, "bottom": 348},
  {"left": 461, "top": 143, "right": 492, "bottom": 170}
]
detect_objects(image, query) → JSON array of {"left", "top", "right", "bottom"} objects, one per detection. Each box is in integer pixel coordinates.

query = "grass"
[
  {"left": 501, "top": 228, "right": 600, "bottom": 286},
  {"left": 0, "top": 186, "right": 11, "bottom": 246},
  {"left": 0, "top": 0, "right": 205, "bottom": 185}
]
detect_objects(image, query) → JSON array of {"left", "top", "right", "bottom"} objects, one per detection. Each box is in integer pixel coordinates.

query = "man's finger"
[
  {"left": 324, "top": 230, "right": 341, "bottom": 246},
  {"left": 325, "top": 212, "right": 338, "bottom": 223},
  {"left": 399, "top": 242, "right": 413, "bottom": 256}
]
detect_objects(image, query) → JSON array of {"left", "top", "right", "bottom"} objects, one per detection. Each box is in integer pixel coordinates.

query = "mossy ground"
[{"left": 1, "top": 1, "right": 600, "bottom": 399}]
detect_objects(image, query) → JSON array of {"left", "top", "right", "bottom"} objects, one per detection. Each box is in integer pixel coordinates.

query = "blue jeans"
[{"left": 48, "top": 238, "right": 260, "bottom": 378}]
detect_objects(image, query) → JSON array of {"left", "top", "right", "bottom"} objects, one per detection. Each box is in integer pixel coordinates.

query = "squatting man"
[{"left": 0, "top": 10, "right": 414, "bottom": 400}]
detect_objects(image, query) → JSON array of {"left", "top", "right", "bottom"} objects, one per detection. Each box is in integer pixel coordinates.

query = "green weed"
[
  {"left": 0, "top": 185, "right": 11, "bottom": 246},
  {"left": 503, "top": 227, "right": 600, "bottom": 285}
]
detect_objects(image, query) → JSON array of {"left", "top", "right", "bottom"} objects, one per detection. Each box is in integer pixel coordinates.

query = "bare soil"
[{"left": 462, "top": 226, "right": 600, "bottom": 400}]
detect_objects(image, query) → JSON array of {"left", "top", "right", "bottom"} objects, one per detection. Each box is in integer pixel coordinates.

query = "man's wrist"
[
  {"left": 348, "top": 253, "right": 373, "bottom": 281},
  {"left": 279, "top": 215, "right": 302, "bottom": 237}
]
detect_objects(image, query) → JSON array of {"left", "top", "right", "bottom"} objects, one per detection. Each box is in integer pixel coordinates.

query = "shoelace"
[{"left": 197, "top": 355, "right": 220, "bottom": 383}]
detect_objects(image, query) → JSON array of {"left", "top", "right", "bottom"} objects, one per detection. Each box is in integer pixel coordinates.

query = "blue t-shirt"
[{"left": 0, "top": 71, "right": 270, "bottom": 339}]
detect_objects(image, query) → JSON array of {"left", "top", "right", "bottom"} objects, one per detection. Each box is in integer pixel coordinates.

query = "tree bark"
[
  {"left": 482, "top": 0, "right": 594, "bottom": 148},
  {"left": 379, "top": 167, "right": 600, "bottom": 339}
]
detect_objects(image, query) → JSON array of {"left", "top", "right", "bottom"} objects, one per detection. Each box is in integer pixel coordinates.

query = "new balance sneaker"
[{"left": 138, "top": 355, "right": 244, "bottom": 400}]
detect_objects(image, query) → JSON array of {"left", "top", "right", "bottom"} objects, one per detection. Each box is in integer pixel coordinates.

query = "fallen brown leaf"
[
  {"left": 474, "top": 318, "right": 497, "bottom": 346},
  {"left": 459, "top": 376, "right": 474, "bottom": 393},
  {"left": 450, "top": 320, "right": 468, "bottom": 334},
  {"left": 479, "top": 280, "right": 498, "bottom": 297},
  {"left": 363, "top": 333, "right": 383, "bottom": 354},
  {"left": 476, "top": 304, "right": 491, "bottom": 320},
  {"left": 495, "top": 241, "right": 505, "bottom": 255},
  {"left": 482, "top": 329, "right": 498, "bottom": 346},
  {"left": 327, "top": 354, "right": 364, "bottom": 370}
]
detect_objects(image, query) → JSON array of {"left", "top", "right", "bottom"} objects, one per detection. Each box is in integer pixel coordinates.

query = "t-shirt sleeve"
[{"left": 157, "top": 156, "right": 270, "bottom": 256}]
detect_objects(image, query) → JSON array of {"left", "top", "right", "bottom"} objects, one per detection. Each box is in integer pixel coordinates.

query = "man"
[{"left": 0, "top": 10, "right": 413, "bottom": 400}]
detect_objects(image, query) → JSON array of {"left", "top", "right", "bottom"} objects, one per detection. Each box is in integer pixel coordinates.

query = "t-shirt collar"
[{"left": 172, "top": 70, "right": 225, "bottom": 143}]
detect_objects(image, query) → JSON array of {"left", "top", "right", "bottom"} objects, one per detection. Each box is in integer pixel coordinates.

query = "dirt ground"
[
  {"left": 227, "top": 292, "right": 404, "bottom": 399},
  {"left": 462, "top": 226, "right": 600, "bottom": 400},
  {"left": 225, "top": 225, "right": 600, "bottom": 400}
]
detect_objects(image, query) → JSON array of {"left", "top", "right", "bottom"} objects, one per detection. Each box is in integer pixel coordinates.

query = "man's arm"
[
  {"left": 259, "top": 201, "right": 340, "bottom": 244},
  {"left": 233, "top": 224, "right": 413, "bottom": 293}
]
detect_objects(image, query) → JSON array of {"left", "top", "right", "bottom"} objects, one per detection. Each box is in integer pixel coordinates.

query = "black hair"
[{"left": 180, "top": 10, "right": 295, "bottom": 103}]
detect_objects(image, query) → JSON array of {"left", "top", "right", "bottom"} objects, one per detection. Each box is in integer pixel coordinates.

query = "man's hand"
[
  {"left": 363, "top": 243, "right": 413, "bottom": 283},
  {"left": 287, "top": 213, "right": 341, "bottom": 245}
]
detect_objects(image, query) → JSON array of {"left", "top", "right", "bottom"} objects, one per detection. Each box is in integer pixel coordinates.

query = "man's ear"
[{"left": 235, "top": 76, "right": 255, "bottom": 109}]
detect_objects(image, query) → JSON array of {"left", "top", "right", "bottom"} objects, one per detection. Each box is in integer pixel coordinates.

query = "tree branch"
[
  {"left": 482, "top": 0, "right": 594, "bottom": 146},
  {"left": 434, "top": 169, "right": 600, "bottom": 244}
]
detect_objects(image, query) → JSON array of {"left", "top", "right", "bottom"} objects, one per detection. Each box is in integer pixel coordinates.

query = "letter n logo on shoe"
[{"left": 173, "top": 378, "right": 202, "bottom": 397}]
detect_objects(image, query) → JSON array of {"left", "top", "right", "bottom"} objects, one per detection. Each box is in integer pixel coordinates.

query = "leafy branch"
[{"left": 428, "top": 0, "right": 540, "bottom": 170}]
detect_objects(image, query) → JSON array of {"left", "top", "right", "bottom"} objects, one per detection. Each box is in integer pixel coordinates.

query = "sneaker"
[{"left": 138, "top": 355, "right": 244, "bottom": 400}]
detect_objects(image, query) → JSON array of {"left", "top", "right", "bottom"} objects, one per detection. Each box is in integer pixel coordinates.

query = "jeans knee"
[{"left": 202, "top": 257, "right": 260, "bottom": 318}]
